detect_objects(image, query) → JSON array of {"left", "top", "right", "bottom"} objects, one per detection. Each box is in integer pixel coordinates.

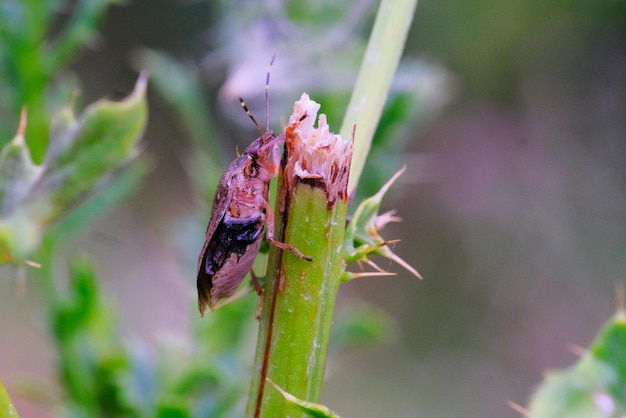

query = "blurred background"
[{"left": 1, "top": 0, "right": 625, "bottom": 416}]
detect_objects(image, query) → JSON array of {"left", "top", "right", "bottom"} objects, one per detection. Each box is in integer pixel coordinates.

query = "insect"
[{"left": 197, "top": 58, "right": 311, "bottom": 316}]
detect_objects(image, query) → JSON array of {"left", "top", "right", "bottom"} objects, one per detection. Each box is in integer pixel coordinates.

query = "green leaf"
[
  {"left": 41, "top": 72, "right": 148, "bottom": 205},
  {"left": 590, "top": 312, "right": 626, "bottom": 386},
  {"left": 0, "top": 110, "right": 43, "bottom": 263},
  {"left": 155, "top": 399, "right": 191, "bottom": 418},
  {"left": 340, "top": 0, "right": 419, "bottom": 195},
  {"left": 0, "top": 73, "right": 148, "bottom": 263},
  {"left": 526, "top": 311, "right": 626, "bottom": 417},
  {"left": 51, "top": 256, "right": 140, "bottom": 416},
  {"left": 46, "top": 160, "right": 149, "bottom": 243},
  {"left": 267, "top": 379, "right": 341, "bottom": 418},
  {"left": 343, "top": 166, "right": 421, "bottom": 280},
  {"left": 0, "top": 379, "right": 20, "bottom": 418},
  {"left": 0, "top": 110, "right": 43, "bottom": 216}
]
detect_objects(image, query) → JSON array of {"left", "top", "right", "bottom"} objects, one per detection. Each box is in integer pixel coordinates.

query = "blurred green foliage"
[
  {"left": 0, "top": 0, "right": 148, "bottom": 264},
  {"left": 52, "top": 257, "right": 138, "bottom": 416},
  {"left": 37, "top": 254, "right": 393, "bottom": 417},
  {"left": 46, "top": 256, "right": 258, "bottom": 417},
  {"left": 0, "top": 75, "right": 147, "bottom": 263},
  {"left": 527, "top": 310, "right": 626, "bottom": 417},
  {"left": 0, "top": 378, "right": 20, "bottom": 417},
  {"left": 411, "top": 0, "right": 626, "bottom": 100},
  {"left": 0, "top": 0, "right": 122, "bottom": 162},
  {"left": 0, "top": 0, "right": 152, "bottom": 415}
]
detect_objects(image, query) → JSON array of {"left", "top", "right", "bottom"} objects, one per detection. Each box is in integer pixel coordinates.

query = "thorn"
[
  {"left": 615, "top": 282, "right": 625, "bottom": 316},
  {"left": 24, "top": 260, "right": 41, "bottom": 268},
  {"left": 18, "top": 107, "right": 28, "bottom": 137},
  {"left": 363, "top": 258, "right": 387, "bottom": 273},
  {"left": 348, "top": 271, "right": 397, "bottom": 280},
  {"left": 387, "top": 251, "right": 423, "bottom": 280},
  {"left": 362, "top": 240, "right": 401, "bottom": 256},
  {"left": 566, "top": 343, "right": 587, "bottom": 357},
  {"left": 382, "top": 239, "right": 401, "bottom": 246},
  {"left": 507, "top": 400, "right": 528, "bottom": 416},
  {"left": 133, "top": 70, "right": 149, "bottom": 97}
]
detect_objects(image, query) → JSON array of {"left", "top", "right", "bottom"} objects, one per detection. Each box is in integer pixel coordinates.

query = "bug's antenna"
[
  {"left": 239, "top": 98, "right": 264, "bottom": 136},
  {"left": 238, "top": 55, "right": 275, "bottom": 137},
  {"left": 265, "top": 54, "right": 275, "bottom": 132}
]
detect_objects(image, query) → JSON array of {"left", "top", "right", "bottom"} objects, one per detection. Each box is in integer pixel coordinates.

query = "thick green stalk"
[
  {"left": 340, "top": 0, "right": 419, "bottom": 195},
  {"left": 246, "top": 96, "right": 352, "bottom": 417},
  {"left": 247, "top": 181, "right": 348, "bottom": 417}
]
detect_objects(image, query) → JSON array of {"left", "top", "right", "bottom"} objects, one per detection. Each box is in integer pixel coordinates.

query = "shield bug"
[{"left": 197, "top": 58, "right": 311, "bottom": 316}]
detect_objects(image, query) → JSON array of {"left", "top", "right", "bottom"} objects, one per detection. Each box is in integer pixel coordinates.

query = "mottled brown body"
[{"left": 197, "top": 129, "right": 282, "bottom": 315}]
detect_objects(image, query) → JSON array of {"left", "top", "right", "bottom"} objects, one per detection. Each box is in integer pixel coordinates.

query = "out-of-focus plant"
[
  {"left": 524, "top": 305, "right": 626, "bottom": 417},
  {"left": 0, "top": 75, "right": 148, "bottom": 265},
  {"left": 0, "top": 0, "right": 123, "bottom": 161},
  {"left": 0, "top": 0, "right": 152, "bottom": 415},
  {"left": 0, "top": 378, "right": 20, "bottom": 417},
  {"left": 0, "top": 0, "right": 152, "bottom": 266}
]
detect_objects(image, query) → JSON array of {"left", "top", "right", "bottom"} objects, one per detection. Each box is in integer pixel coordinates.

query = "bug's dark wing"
[
  {"left": 197, "top": 216, "right": 264, "bottom": 313},
  {"left": 197, "top": 183, "right": 230, "bottom": 263},
  {"left": 197, "top": 176, "right": 232, "bottom": 315},
  {"left": 197, "top": 248, "right": 214, "bottom": 316}
]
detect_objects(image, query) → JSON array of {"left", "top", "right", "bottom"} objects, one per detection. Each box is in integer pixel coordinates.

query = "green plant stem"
[
  {"left": 247, "top": 182, "right": 348, "bottom": 418},
  {"left": 340, "top": 0, "right": 419, "bottom": 195},
  {"left": 246, "top": 0, "right": 418, "bottom": 415}
]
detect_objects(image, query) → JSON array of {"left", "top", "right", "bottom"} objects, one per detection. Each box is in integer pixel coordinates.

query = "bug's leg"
[
  {"left": 250, "top": 269, "right": 264, "bottom": 319},
  {"left": 265, "top": 204, "right": 313, "bottom": 261}
]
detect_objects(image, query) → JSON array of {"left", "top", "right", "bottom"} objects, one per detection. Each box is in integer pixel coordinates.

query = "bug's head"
[{"left": 245, "top": 131, "right": 282, "bottom": 175}]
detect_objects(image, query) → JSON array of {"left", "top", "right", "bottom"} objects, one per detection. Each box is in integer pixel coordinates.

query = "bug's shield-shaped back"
[{"left": 196, "top": 153, "right": 268, "bottom": 315}]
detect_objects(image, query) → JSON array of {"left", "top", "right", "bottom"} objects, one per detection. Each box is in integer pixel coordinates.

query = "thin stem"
[{"left": 340, "top": 0, "right": 419, "bottom": 195}]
